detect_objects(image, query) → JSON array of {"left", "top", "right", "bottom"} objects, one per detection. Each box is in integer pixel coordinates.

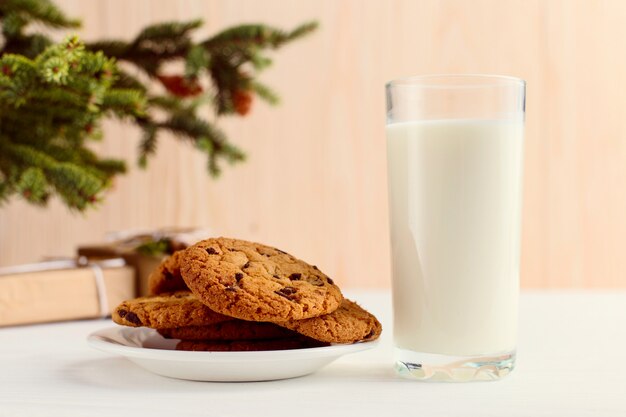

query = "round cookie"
[
  {"left": 148, "top": 250, "right": 189, "bottom": 295},
  {"left": 276, "top": 299, "right": 382, "bottom": 344},
  {"left": 158, "top": 321, "right": 297, "bottom": 341},
  {"left": 176, "top": 337, "right": 329, "bottom": 352},
  {"left": 180, "top": 237, "right": 343, "bottom": 322},
  {"left": 112, "top": 291, "right": 232, "bottom": 329}
]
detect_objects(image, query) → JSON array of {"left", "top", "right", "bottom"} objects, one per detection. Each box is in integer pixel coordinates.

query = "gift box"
[
  {"left": 77, "top": 228, "right": 209, "bottom": 296},
  {"left": 77, "top": 246, "right": 163, "bottom": 296},
  {"left": 0, "top": 258, "right": 134, "bottom": 327}
]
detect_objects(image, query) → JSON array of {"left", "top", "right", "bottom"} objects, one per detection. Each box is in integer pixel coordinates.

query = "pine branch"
[
  {"left": 159, "top": 113, "right": 245, "bottom": 176},
  {"left": 0, "top": 33, "right": 53, "bottom": 57},
  {"left": 84, "top": 40, "right": 129, "bottom": 58},
  {"left": 49, "top": 162, "right": 104, "bottom": 210},
  {"left": 133, "top": 20, "right": 202, "bottom": 44},
  {"left": 203, "top": 21, "right": 318, "bottom": 50},
  {"left": 86, "top": 20, "right": 202, "bottom": 77},
  {"left": 185, "top": 44, "right": 210, "bottom": 77},
  {"left": 0, "top": 36, "right": 141, "bottom": 209},
  {"left": 0, "top": 139, "right": 116, "bottom": 210},
  {"left": 251, "top": 80, "right": 279, "bottom": 105},
  {"left": 114, "top": 70, "right": 147, "bottom": 92},
  {"left": 93, "top": 159, "right": 126, "bottom": 175},
  {"left": 0, "top": 180, "right": 10, "bottom": 205},
  {"left": 16, "top": 167, "right": 49, "bottom": 204},
  {"left": 138, "top": 123, "right": 158, "bottom": 168},
  {"left": 0, "top": 0, "right": 80, "bottom": 33},
  {"left": 0, "top": 0, "right": 318, "bottom": 211},
  {"left": 102, "top": 89, "right": 146, "bottom": 117}
]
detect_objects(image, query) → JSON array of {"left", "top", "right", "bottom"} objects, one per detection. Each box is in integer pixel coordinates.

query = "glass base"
[{"left": 394, "top": 348, "right": 516, "bottom": 382}]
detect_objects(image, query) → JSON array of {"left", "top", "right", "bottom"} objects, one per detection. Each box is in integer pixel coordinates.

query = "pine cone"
[
  {"left": 157, "top": 74, "right": 203, "bottom": 97},
  {"left": 233, "top": 89, "right": 253, "bottom": 115}
]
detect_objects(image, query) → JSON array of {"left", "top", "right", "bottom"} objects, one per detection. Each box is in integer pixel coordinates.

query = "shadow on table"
[{"left": 61, "top": 358, "right": 399, "bottom": 392}]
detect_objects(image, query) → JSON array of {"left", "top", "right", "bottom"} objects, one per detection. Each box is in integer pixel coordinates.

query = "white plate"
[{"left": 87, "top": 327, "right": 378, "bottom": 382}]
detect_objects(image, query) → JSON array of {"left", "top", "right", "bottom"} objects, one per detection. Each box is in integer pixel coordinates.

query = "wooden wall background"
[{"left": 1, "top": 0, "right": 625, "bottom": 289}]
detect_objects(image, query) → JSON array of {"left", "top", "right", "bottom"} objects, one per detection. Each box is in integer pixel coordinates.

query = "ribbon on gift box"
[{"left": 0, "top": 257, "right": 125, "bottom": 319}]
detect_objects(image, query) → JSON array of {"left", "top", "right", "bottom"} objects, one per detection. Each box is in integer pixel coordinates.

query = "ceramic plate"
[{"left": 87, "top": 327, "right": 377, "bottom": 382}]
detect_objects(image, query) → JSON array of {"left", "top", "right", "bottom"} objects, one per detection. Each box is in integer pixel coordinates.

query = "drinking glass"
[{"left": 386, "top": 74, "right": 525, "bottom": 381}]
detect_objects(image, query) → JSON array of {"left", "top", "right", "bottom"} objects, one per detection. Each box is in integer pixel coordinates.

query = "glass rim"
[{"left": 386, "top": 74, "right": 526, "bottom": 89}]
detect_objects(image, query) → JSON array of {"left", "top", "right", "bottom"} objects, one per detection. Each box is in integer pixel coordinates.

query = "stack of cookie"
[{"left": 112, "top": 238, "right": 382, "bottom": 351}]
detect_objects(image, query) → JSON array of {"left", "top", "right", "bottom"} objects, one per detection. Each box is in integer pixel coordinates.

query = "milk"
[{"left": 386, "top": 119, "right": 523, "bottom": 356}]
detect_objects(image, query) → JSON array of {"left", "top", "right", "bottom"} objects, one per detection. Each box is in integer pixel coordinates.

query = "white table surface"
[{"left": 1, "top": 290, "right": 625, "bottom": 417}]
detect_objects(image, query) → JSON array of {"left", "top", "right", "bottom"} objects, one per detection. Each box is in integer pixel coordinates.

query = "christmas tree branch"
[
  {"left": 0, "top": 0, "right": 79, "bottom": 35},
  {"left": 0, "top": 0, "right": 317, "bottom": 211}
]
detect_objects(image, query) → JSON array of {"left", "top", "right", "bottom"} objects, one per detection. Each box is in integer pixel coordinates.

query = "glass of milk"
[{"left": 386, "top": 74, "right": 525, "bottom": 381}]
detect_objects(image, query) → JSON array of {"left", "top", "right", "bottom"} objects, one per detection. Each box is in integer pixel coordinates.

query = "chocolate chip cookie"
[
  {"left": 158, "top": 321, "right": 297, "bottom": 341},
  {"left": 148, "top": 250, "right": 189, "bottom": 295},
  {"left": 176, "top": 337, "right": 329, "bottom": 352},
  {"left": 179, "top": 237, "right": 343, "bottom": 322},
  {"left": 112, "top": 291, "right": 232, "bottom": 329},
  {"left": 276, "top": 299, "right": 382, "bottom": 344}
]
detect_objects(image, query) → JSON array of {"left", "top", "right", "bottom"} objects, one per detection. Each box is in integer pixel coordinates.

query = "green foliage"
[
  {"left": 0, "top": 0, "right": 79, "bottom": 36},
  {"left": 0, "top": 0, "right": 317, "bottom": 211},
  {"left": 0, "top": 36, "right": 139, "bottom": 210},
  {"left": 204, "top": 22, "right": 318, "bottom": 114},
  {"left": 135, "top": 237, "right": 172, "bottom": 257}
]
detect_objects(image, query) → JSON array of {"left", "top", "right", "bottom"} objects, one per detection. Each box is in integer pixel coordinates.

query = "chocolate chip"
[
  {"left": 117, "top": 309, "right": 127, "bottom": 318},
  {"left": 273, "top": 274, "right": 280, "bottom": 279},
  {"left": 225, "top": 285, "right": 237, "bottom": 292},
  {"left": 275, "top": 286, "right": 298, "bottom": 300},
  {"left": 326, "top": 277, "right": 334, "bottom": 285},
  {"left": 124, "top": 312, "right": 142, "bottom": 326},
  {"left": 275, "top": 291, "right": 293, "bottom": 300},
  {"left": 235, "top": 273, "right": 244, "bottom": 282},
  {"left": 312, "top": 265, "right": 319, "bottom": 270},
  {"left": 310, "top": 277, "right": 324, "bottom": 286},
  {"left": 206, "top": 247, "right": 218, "bottom": 255},
  {"left": 289, "top": 273, "right": 302, "bottom": 281},
  {"left": 243, "top": 262, "right": 250, "bottom": 269}
]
